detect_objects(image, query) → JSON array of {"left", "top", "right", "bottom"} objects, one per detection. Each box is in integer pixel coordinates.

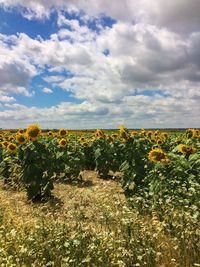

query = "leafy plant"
[{"left": 18, "top": 141, "right": 55, "bottom": 201}]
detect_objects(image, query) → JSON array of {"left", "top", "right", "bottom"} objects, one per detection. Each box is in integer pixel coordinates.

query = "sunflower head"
[
  {"left": 16, "top": 133, "right": 26, "bottom": 144},
  {"left": 82, "top": 142, "right": 89, "bottom": 147},
  {"left": 2, "top": 141, "right": 9, "bottom": 148},
  {"left": 147, "top": 131, "right": 153, "bottom": 138},
  {"left": 18, "top": 129, "right": 24, "bottom": 134},
  {"left": 59, "top": 138, "right": 67, "bottom": 148},
  {"left": 119, "top": 126, "right": 129, "bottom": 140},
  {"left": 26, "top": 124, "right": 41, "bottom": 141},
  {"left": 59, "top": 128, "right": 67, "bottom": 136},
  {"left": 111, "top": 133, "right": 118, "bottom": 140},
  {"left": 94, "top": 129, "right": 105, "bottom": 139},
  {"left": 156, "top": 139, "right": 163, "bottom": 146},
  {"left": 148, "top": 148, "right": 169, "bottom": 164},
  {"left": 130, "top": 131, "right": 137, "bottom": 136},
  {"left": 79, "top": 136, "right": 86, "bottom": 143},
  {"left": 48, "top": 131, "right": 54, "bottom": 136},
  {"left": 162, "top": 132, "right": 169, "bottom": 139},
  {"left": 179, "top": 144, "right": 196, "bottom": 155},
  {"left": 191, "top": 129, "right": 199, "bottom": 138},
  {"left": 7, "top": 143, "right": 17, "bottom": 153}
]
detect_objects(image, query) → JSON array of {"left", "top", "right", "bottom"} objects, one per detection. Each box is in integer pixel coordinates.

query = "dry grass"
[
  {"left": 0, "top": 171, "right": 125, "bottom": 228},
  {"left": 0, "top": 172, "right": 199, "bottom": 266}
]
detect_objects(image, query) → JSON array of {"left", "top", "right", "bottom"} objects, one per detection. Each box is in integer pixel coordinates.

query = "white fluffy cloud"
[
  {"left": 0, "top": 1, "right": 200, "bottom": 128},
  {"left": 0, "top": 94, "right": 15, "bottom": 103},
  {"left": 1, "top": 0, "right": 200, "bottom": 33},
  {"left": 0, "top": 34, "right": 37, "bottom": 97},
  {"left": 42, "top": 87, "right": 53, "bottom": 94},
  {"left": 0, "top": 93, "right": 199, "bottom": 129}
]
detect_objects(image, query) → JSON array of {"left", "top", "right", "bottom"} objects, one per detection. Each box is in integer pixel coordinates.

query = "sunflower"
[
  {"left": 59, "top": 138, "right": 67, "bottom": 148},
  {"left": 59, "top": 128, "right": 67, "bottom": 136},
  {"left": 162, "top": 132, "right": 169, "bottom": 139},
  {"left": 191, "top": 129, "right": 199, "bottom": 138},
  {"left": 156, "top": 139, "right": 163, "bottom": 146},
  {"left": 95, "top": 129, "right": 105, "bottom": 139},
  {"left": 2, "top": 141, "right": 9, "bottom": 148},
  {"left": 82, "top": 142, "right": 89, "bottom": 147},
  {"left": 79, "top": 136, "right": 86, "bottom": 143},
  {"left": 179, "top": 144, "right": 196, "bottom": 155},
  {"left": 18, "top": 128, "right": 24, "bottom": 134},
  {"left": 48, "top": 131, "right": 54, "bottom": 136},
  {"left": 16, "top": 133, "right": 26, "bottom": 144},
  {"left": 111, "top": 133, "right": 118, "bottom": 140},
  {"left": 119, "top": 126, "right": 129, "bottom": 140},
  {"left": 130, "top": 131, "right": 137, "bottom": 136},
  {"left": 148, "top": 148, "right": 169, "bottom": 164},
  {"left": 26, "top": 124, "right": 41, "bottom": 141},
  {"left": 154, "top": 130, "right": 159, "bottom": 136},
  {"left": 147, "top": 131, "right": 153, "bottom": 138},
  {"left": 106, "top": 135, "right": 113, "bottom": 142},
  {"left": 7, "top": 143, "right": 17, "bottom": 153}
]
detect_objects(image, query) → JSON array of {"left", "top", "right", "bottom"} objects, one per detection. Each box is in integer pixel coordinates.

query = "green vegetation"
[{"left": 0, "top": 126, "right": 199, "bottom": 266}]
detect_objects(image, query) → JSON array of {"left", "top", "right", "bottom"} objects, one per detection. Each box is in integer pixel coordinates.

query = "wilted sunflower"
[
  {"left": 148, "top": 148, "right": 169, "bottom": 164},
  {"left": 16, "top": 134, "right": 26, "bottom": 144},
  {"left": 59, "top": 128, "right": 67, "bottom": 136},
  {"left": 7, "top": 143, "right": 17, "bottom": 153},
  {"left": 59, "top": 138, "right": 67, "bottom": 148},
  {"left": 26, "top": 124, "right": 41, "bottom": 141},
  {"left": 179, "top": 144, "right": 196, "bottom": 155}
]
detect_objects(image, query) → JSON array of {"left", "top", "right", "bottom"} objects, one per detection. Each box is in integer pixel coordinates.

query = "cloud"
[
  {"left": 42, "top": 87, "right": 53, "bottom": 94},
  {"left": 42, "top": 75, "right": 65, "bottom": 83},
  {"left": 0, "top": 94, "right": 15, "bottom": 103},
  {"left": 1, "top": 0, "right": 200, "bottom": 33},
  {"left": 0, "top": 1, "right": 200, "bottom": 128},
  {"left": 0, "top": 34, "right": 37, "bottom": 96},
  {"left": 0, "top": 92, "right": 199, "bottom": 129}
]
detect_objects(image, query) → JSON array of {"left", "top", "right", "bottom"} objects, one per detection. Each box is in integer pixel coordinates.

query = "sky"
[{"left": 0, "top": 0, "right": 200, "bottom": 129}]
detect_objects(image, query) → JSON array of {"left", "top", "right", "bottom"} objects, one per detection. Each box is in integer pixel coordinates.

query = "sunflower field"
[{"left": 0, "top": 125, "right": 199, "bottom": 266}]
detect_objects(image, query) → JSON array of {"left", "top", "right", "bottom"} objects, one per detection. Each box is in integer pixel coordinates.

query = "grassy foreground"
[{"left": 0, "top": 171, "right": 199, "bottom": 267}]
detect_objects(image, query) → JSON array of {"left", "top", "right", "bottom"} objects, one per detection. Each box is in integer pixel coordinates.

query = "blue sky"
[{"left": 0, "top": 0, "right": 199, "bottom": 128}]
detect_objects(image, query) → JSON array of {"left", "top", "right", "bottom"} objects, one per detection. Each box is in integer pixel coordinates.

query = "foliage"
[
  {"left": 0, "top": 126, "right": 199, "bottom": 265},
  {"left": 18, "top": 141, "right": 55, "bottom": 201}
]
